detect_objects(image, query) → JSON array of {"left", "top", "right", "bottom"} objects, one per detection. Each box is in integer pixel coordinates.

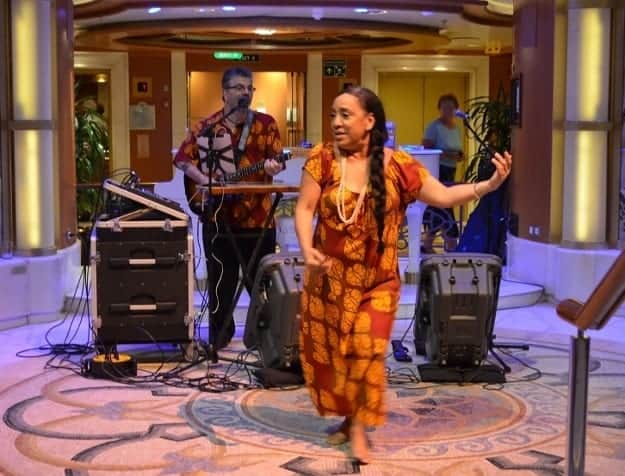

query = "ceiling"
[{"left": 73, "top": 0, "right": 514, "bottom": 55}]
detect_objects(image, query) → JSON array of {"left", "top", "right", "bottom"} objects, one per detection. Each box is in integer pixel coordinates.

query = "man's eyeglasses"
[{"left": 225, "top": 84, "right": 256, "bottom": 93}]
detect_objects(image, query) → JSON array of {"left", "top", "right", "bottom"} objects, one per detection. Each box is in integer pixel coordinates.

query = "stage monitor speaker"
[
  {"left": 414, "top": 253, "right": 505, "bottom": 382},
  {"left": 244, "top": 252, "right": 304, "bottom": 370}
]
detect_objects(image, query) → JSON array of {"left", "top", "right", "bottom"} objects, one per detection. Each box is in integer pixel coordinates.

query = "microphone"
[
  {"left": 237, "top": 97, "right": 251, "bottom": 109},
  {"left": 455, "top": 109, "right": 470, "bottom": 120}
]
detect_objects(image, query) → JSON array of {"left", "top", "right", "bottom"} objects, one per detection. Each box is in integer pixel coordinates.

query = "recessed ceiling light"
[
  {"left": 147, "top": 7, "right": 161, "bottom": 14},
  {"left": 194, "top": 8, "right": 206, "bottom": 13},
  {"left": 312, "top": 7, "right": 323, "bottom": 20},
  {"left": 434, "top": 66, "right": 448, "bottom": 71},
  {"left": 254, "top": 28, "right": 276, "bottom": 36},
  {"left": 354, "top": 8, "right": 369, "bottom": 14},
  {"left": 466, "top": 43, "right": 480, "bottom": 48},
  {"left": 421, "top": 11, "right": 434, "bottom": 16},
  {"left": 222, "top": 6, "right": 236, "bottom": 12}
]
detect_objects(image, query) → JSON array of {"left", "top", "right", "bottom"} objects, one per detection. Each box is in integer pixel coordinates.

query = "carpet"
[{"left": 1, "top": 327, "right": 624, "bottom": 476}]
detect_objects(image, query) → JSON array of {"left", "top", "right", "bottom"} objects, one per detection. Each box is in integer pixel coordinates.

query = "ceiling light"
[
  {"left": 311, "top": 7, "right": 323, "bottom": 20},
  {"left": 222, "top": 6, "right": 236, "bottom": 12},
  {"left": 95, "top": 73, "right": 108, "bottom": 83},
  {"left": 421, "top": 11, "right": 434, "bottom": 16},
  {"left": 486, "top": 0, "right": 514, "bottom": 16},
  {"left": 147, "top": 7, "right": 161, "bottom": 14},
  {"left": 194, "top": 8, "right": 206, "bottom": 13},
  {"left": 434, "top": 66, "right": 448, "bottom": 71},
  {"left": 354, "top": 8, "right": 387, "bottom": 15},
  {"left": 254, "top": 28, "right": 276, "bottom": 36}
]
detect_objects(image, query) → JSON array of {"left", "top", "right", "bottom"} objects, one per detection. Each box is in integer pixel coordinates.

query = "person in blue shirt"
[{"left": 422, "top": 93, "right": 464, "bottom": 251}]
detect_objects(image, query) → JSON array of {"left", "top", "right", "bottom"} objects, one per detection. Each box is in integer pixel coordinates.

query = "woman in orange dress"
[{"left": 294, "top": 87, "right": 511, "bottom": 464}]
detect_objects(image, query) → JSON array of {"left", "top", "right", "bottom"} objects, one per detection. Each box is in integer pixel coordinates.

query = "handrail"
[{"left": 556, "top": 248, "right": 625, "bottom": 331}]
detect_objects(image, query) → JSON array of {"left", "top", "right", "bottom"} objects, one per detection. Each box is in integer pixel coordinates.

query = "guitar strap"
[{"left": 234, "top": 110, "right": 255, "bottom": 169}]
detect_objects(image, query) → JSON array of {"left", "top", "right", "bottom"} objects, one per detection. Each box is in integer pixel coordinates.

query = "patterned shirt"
[{"left": 174, "top": 109, "right": 282, "bottom": 228}]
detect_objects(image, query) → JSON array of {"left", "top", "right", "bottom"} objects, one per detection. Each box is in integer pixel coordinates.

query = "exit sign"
[
  {"left": 213, "top": 51, "right": 260, "bottom": 62},
  {"left": 323, "top": 60, "right": 346, "bottom": 77}
]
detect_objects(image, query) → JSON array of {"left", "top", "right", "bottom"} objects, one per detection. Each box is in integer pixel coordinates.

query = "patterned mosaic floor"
[{"left": 1, "top": 314, "right": 625, "bottom": 476}]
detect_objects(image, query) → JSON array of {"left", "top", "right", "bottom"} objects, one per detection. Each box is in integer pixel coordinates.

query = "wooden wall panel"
[
  {"left": 321, "top": 54, "right": 362, "bottom": 143},
  {"left": 489, "top": 53, "right": 512, "bottom": 100},
  {"left": 186, "top": 53, "right": 307, "bottom": 73},
  {"left": 128, "top": 51, "right": 173, "bottom": 182},
  {"left": 55, "top": 0, "right": 76, "bottom": 248},
  {"left": 511, "top": 0, "right": 556, "bottom": 242}
]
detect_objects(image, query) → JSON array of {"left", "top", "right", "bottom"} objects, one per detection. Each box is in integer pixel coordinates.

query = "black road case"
[{"left": 90, "top": 180, "right": 195, "bottom": 346}]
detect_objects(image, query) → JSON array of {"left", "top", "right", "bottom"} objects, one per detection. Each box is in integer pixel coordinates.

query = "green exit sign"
[
  {"left": 214, "top": 51, "right": 243, "bottom": 60},
  {"left": 213, "top": 52, "right": 260, "bottom": 62}
]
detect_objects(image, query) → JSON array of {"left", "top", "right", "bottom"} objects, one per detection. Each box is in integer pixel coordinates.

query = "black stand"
[
  {"left": 196, "top": 106, "right": 245, "bottom": 366},
  {"left": 461, "top": 117, "right": 529, "bottom": 371},
  {"left": 196, "top": 106, "right": 280, "bottom": 370}
]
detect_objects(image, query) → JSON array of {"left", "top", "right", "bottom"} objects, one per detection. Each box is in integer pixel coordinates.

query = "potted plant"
[
  {"left": 463, "top": 86, "right": 512, "bottom": 183},
  {"left": 75, "top": 88, "right": 109, "bottom": 223},
  {"left": 457, "top": 85, "right": 512, "bottom": 258}
]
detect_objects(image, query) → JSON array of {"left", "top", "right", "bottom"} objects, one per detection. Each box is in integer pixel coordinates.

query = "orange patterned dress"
[{"left": 299, "top": 143, "right": 429, "bottom": 427}]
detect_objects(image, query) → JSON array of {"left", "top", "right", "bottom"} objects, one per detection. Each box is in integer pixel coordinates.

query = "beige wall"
[{"left": 378, "top": 71, "right": 469, "bottom": 176}]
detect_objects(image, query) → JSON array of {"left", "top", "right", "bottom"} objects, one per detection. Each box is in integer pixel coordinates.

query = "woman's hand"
[
  {"left": 302, "top": 247, "right": 332, "bottom": 274},
  {"left": 485, "top": 151, "right": 512, "bottom": 192}
]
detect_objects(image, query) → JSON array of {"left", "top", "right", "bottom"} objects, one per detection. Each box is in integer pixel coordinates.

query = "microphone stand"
[
  {"left": 198, "top": 100, "right": 249, "bottom": 366},
  {"left": 460, "top": 115, "right": 528, "bottom": 374}
]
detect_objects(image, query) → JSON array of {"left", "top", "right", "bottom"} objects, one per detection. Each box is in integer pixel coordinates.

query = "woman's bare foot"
[
  {"left": 326, "top": 417, "right": 351, "bottom": 445},
  {"left": 349, "top": 421, "right": 371, "bottom": 464}
]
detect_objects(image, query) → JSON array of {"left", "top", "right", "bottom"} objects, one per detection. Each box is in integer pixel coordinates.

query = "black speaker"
[
  {"left": 414, "top": 253, "right": 505, "bottom": 382},
  {"left": 244, "top": 252, "right": 304, "bottom": 370}
]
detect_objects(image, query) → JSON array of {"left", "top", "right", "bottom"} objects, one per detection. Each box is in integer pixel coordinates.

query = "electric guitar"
[{"left": 184, "top": 150, "right": 293, "bottom": 215}]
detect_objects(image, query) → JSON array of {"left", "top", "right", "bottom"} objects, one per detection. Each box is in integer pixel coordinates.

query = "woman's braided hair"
[{"left": 342, "top": 86, "right": 388, "bottom": 254}]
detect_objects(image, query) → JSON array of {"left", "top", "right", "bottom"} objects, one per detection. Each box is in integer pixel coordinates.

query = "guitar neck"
[
  {"left": 222, "top": 151, "right": 291, "bottom": 182},
  {"left": 223, "top": 162, "right": 264, "bottom": 182}
]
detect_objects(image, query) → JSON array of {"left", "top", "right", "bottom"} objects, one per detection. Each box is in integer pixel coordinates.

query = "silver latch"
[
  {"left": 90, "top": 251, "right": 101, "bottom": 264},
  {"left": 163, "top": 219, "right": 173, "bottom": 232}
]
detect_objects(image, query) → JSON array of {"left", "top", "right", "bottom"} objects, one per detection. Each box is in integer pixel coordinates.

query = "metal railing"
[{"left": 556, "top": 248, "right": 625, "bottom": 475}]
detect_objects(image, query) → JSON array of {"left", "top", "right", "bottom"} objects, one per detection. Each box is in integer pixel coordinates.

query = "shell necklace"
[{"left": 336, "top": 147, "right": 368, "bottom": 225}]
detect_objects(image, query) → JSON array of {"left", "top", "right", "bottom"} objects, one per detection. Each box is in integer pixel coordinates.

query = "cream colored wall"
[
  {"left": 378, "top": 70, "right": 469, "bottom": 197},
  {"left": 378, "top": 71, "right": 468, "bottom": 154},
  {"left": 378, "top": 73, "right": 425, "bottom": 145}
]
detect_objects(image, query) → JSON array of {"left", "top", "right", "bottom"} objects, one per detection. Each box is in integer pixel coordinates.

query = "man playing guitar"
[{"left": 174, "top": 66, "right": 285, "bottom": 350}]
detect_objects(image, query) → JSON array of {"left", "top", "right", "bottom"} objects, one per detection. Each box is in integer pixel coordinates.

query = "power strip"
[{"left": 82, "top": 353, "right": 137, "bottom": 379}]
